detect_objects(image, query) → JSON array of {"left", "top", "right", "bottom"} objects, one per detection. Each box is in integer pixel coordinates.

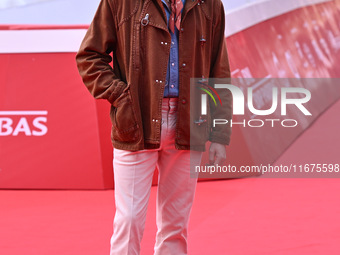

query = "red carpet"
[{"left": 1, "top": 100, "right": 339, "bottom": 255}]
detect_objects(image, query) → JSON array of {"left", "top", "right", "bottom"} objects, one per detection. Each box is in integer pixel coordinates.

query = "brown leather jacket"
[{"left": 76, "top": 0, "right": 232, "bottom": 151}]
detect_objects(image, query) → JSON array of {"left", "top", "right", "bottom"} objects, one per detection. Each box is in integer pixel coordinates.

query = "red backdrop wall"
[{"left": 0, "top": 0, "right": 340, "bottom": 189}]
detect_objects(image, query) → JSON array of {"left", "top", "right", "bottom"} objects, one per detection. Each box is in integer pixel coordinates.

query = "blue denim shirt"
[{"left": 161, "top": 0, "right": 186, "bottom": 97}]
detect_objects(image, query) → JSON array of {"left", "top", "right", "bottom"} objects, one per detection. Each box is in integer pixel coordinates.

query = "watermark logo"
[
  {"left": 197, "top": 79, "right": 222, "bottom": 115},
  {"left": 196, "top": 79, "right": 313, "bottom": 128}
]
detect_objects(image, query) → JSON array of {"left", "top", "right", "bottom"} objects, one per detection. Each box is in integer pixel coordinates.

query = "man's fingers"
[
  {"left": 214, "top": 152, "right": 226, "bottom": 165},
  {"left": 209, "top": 143, "right": 227, "bottom": 165},
  {"left": 209, "top": 147, "right": 216, "bottom": 165}
]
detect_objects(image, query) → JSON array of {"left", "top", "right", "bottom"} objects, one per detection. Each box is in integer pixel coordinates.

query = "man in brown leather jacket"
[{"left": 76, "top": 0, "right": 231, "bottom": 254}]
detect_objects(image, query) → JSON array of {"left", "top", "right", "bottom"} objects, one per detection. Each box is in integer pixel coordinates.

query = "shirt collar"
[
  {"left": 161, "top": 0, "right": 186, "bottom": 11},
  {"left": 161, "top": 0, "right": 170, "bottom": 10}
]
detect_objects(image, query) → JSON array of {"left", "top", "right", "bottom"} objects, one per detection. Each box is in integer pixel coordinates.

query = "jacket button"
[
  {"left": 182, "top": 63, "right": 186, "bottom": 67},
  {"left": 180, "top": 28, "right": 184, "bottom": 32},
  {"left": 181, "top": 99, "right": 187, "bottom": 104}
]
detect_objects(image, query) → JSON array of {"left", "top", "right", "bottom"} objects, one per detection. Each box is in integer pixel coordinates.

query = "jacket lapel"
[{"left": 182, "top": 0, "right": 198, "bottom": 23}]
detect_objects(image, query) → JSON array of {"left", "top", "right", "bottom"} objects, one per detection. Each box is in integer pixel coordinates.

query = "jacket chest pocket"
[
  {"left": 133, "top": 0, "right": 171, "bottom": 69},
  {"left": 132, "top": 0, "right": 152, "bottom": 70},
  {"left": 132, "top": 20, "right": 143, "bottom": 70}
]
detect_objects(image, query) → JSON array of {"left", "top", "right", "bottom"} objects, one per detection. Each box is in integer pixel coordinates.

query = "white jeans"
[{"left": 110, "top": 98, "right": 202, "bottom": 255}]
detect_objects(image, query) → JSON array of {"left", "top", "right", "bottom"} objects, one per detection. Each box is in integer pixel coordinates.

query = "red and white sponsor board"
[{"left": 0, "top": 0, "right": 340, "bottom": 188}]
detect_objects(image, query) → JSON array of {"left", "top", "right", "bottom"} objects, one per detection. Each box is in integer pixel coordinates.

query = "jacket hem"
[{"left": 112, "top": 140, "right": 206, "bottom": 152}]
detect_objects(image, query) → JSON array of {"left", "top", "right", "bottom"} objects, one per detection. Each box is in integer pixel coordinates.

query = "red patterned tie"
[{"left": 169, "top": 0, "right": 183, "bottom": 33}]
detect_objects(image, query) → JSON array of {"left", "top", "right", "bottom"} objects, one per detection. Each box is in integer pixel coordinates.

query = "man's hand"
[{"left": 209, "top": 142, "right": 227, "bottom": 166}]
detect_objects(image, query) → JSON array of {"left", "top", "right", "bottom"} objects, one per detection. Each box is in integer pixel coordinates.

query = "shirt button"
[
  {"left": 171, "top": 63, "right": 175, "bottom": 67},
  {"left": 170, "top": 84, "right": 175, "bottom": 88},
  {"left": 182, "top": 99, "right": 187, "bottom": 104}
]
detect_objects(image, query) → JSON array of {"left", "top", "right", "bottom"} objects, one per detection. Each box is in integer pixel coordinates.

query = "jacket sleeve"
[
  {"left": 75, "top": 0, "right": 126, "bottom": 104},
  {"left": 208, "top": 0, "right": 232, "bottom": 145}
]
